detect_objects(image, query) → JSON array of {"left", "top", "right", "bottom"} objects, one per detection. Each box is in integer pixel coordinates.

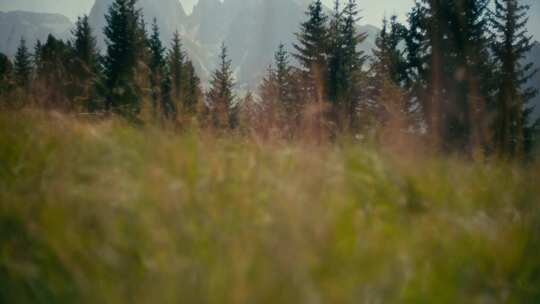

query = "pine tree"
[
  {"left": 72, "top": 15, "right": 99, "bottom": 72},
  {"left": 184, "top": 59, "right": 201, "bottom": 115},
  {"left": 102, "top": 0, "right": 142, "bottom": 117},
  {"left": 372, "top": 16, "right": 408, "bottom": 87},
  {"left": 148, "top": 18, "right": 166, "bottom": 118},
  {"left": 71, "top": 15, "right": 100, "bottom": 110},
  {"left": 327, "top": 0, "right": 343, "bottom": 103},
  {"left": 206, "top": 43, "right": 236, "bottom": 129},
  {"left": 34, "top": 35, "right": 72, "bottom": 108},
  {"left": 492, "top": 0, "right": 539, "bottom": 157},
  {"left": 338, "top": 0, "right": 367, "bottom": 129},
  {"left": 259, "top": 64, "right": 281, "bottom": 129},
  {"left": 13, "top": 38, "right": 33, "bottom": 89},
  {"left": 168, "top": 30, "right": 185, "bottom": 104},
  {"left": 0, "top": 53, "right": 12, "bottom": 95},
  {"left": 369, "top": 16, "right": 412, "bottom": 128},
  {"left": 160, "top": 67, "right": 176, "bottom": 120},
  {"left": 274, "top": 43, "right": 292, "bottom": 108},
  {"left": 410, "top": 0, "right": 493, "bottom": 152},
  {"left": 293, "top": 0, "right": 329, "bottom": 103}
]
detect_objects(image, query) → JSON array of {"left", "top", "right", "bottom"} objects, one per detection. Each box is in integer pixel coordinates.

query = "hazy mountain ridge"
[
  {"left": 526, "top": 41, "right": 540, "bottom": 119},
  {"left": 0, "top": 11, "right": 72, "bottom": 56},
  {"left": 0, "top": 0, "right": 538, "bottom": 97}
]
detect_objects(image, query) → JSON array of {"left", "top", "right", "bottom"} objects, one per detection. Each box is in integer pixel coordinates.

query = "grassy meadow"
[{"left": 1, "top": 110, "right": 539, "bottom": 303}]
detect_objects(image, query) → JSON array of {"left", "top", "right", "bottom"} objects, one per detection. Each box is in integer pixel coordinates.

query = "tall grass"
[{"left": 1, "top": 110, "right": 539, "bottom": 303}]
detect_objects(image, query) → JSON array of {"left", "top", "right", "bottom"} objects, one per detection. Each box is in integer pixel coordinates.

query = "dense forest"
[{"left": 0, "top": 0, "right": 538, "bottom": 158}]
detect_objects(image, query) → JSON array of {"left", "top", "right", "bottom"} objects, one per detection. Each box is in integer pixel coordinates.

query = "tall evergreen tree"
[
  {"left": 491, "top": 0, "right": 538, "bottom": 157},
  {"left": 168, "top": 31, "right": 185, "bottom": 104},
  {"left": 148, "top": 18, "right": 166, "bottom": 117},
  {"left": 0, "top": 53, "right": 12, "bottom": 95},
  {"left": 327, "top": 0, "right": 345, "bottom": 105},
  {"left": 339, "top": 0, "right": 367, "bottom": 129},
  {"left": 13, "top": 38, "right": 33, "bottom": 89},
  {"left": 71, "top": 15, "right": 100, "bottom": 110},
  {"left": 274, "top": 43, "right": 293, "bottom": 108},
  {"left": 411, "top": 0, "right": 493, "bottom": 152},
  {"left": 293, "top": 0, "right": 329, "bottom": 103},
  {"left": 160, "top": 67, "right": 175, "bottom": 120},
  {"left": 206, "top": 43, "right": 236, "bottom": 129},
  {"left": 102, "top": 0, "right": 142, "bottom": 116},
  {"left": 184, "top": 59, "right": 201, "bottom": 115},
  {"left": 34, "top": 35, "right": 72, "bottom": 108}
]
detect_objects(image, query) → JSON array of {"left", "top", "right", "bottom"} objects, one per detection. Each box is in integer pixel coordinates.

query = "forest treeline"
[{"left": 0, "top": 0, "right": 538, "bottom": 157}]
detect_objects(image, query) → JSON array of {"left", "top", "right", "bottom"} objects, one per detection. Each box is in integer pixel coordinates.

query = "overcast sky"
[{"left": 0, "top": 0, "right": 538, "bottom": 38}]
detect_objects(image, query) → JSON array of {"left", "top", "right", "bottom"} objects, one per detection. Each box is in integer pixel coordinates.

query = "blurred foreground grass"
[{"left": 1, "top": 111, "right": 539, "bottom": 303}]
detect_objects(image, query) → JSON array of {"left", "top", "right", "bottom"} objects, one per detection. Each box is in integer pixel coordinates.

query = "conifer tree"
[
  {"left": 274, "top": 43, "right": 292, "bottom": 108},
  {"left": 206, "top": 43, "right": 236, "bottom": 129},
  {"left": 14, "top": 38, "right": 33, "bottom": 89},
  {"left": 148, "top": 18, "right": 166, "bottom": 117},
  {"left": 34, "top": 35, "right": 72, "bottom": 108},
  {"left": 293, "top": 0, "right": 329, "bottom": 102},
  {"left": 72, "top": 15, "right": 99, "bottom": 72},
  {"left": 341, "top": 0, "right": 367, "bottom": 128},
  {"left": 102, "top": 0, "right": 142, "bottom": 116},
  {"left": 184, "top": 59, "right": 201, "bottom": 115},
  {"left": 327, "top": 0, "right": 345, "bottom": 106},
  {"left": 0, "top": 53, "right": 12, "bottom": 95},
  {"left": 160, "top": 68, "right": 175, "bottom": 120},
  {"left": 491, "top": 0, "right": 539, "bottom": 157},
  {"left": 410, "top": 0, "right": 493, "bottom": 152},
  {"left": 71, "top": 15, "right": 100, "bottom": 110},
  {"left": 168, "top": 31, "right": 185, "bottom": 104}
]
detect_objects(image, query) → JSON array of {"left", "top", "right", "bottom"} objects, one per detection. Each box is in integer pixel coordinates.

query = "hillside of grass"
[{"left": 1, "top": 111, "right": 539, "bottom": 303}]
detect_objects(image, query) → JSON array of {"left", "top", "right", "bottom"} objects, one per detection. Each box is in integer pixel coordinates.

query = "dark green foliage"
[
  {"left": 168, "top": 31, "right": 185, "bottom": 103},
  {"left": 184, "top": 59, "right": 201, "bottom": 115},
  {"left": 0, "top": 53, "right": 13, "bottom": 95},
  {"left": 148, "top": 18, "right": 166, "bottom": 117},
  {"left": 34, "top": 35, "right": 73, "bottom": 108},
  {"left": 71, "top": 15, "right": 101, "bottom": 111},
  {"left": 206, "top": 44, "right": 236, "bottom": 129},
  {"left": 160, "top": 68, "right": 175, "bottom": 120},
  {"left": 407, "top": 0, "right": 494, "bottom": 152},
  {"left": 102, "top": 0, "right": 142, "bottom": 117},
  {"left": 491, "top": 0, "right": 539, "bottom": 157},
  {"left": 368, "top": 16, "right": 413, "bottom": 129},
  {"left": 293, "top": 0, "right": 329, "bottom": 102},
  {"left": 13, "top": 38, "right": 33, "bottom": 89}
]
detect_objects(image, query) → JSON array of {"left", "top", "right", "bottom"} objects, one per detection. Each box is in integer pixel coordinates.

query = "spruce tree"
[
  {"left": 71, "top": 15, "right": 100, "bottom": 110},
  {"left": 411, "top": 0, "right": 493, "bottom": 152},
  {"left": 72, "top": 15, "right": 99, "bottom": 72},
  {"left": 160, "top": 68, "right": 175, "bottom": 120},
  {"left": 13, "top": 38, "right": 33, "bottom": 89},
  {"left": 491, "top": 0, "right": 539, "bottom": 157},
  {"left": 0, "top": 53, "right": 12, "bottom": 95},
  {"left": 206, "top": 43, "right": 236, "bottom": 129},
  {"left": 293, "top": 0, "right": 329, "bottom": 102},
  {"left": 275, "top": 43, "right": 292, "bottom": 107},
  {"left": 102, "top": 0, "right": 142, "bottom": 116},
  {"left": 184, "top": 59, "right": 201, "bottom": 115},
  {"left": 327, "top": 0, "right": 345, "bottom": 106},
  {"left": 148, "top": 18, "right": 166, "bottom": 117},
  {"left": 168, "top": 31, "right": 185, "bottom": 104},
  {"left": 339, "top": 0, "right": 367, "bottom": 129},
  {"left": 34, "top": 35, "right": 72, "bottom": 108}
]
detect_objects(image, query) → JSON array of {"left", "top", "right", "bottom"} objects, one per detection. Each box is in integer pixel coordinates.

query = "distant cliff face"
[
  {"left": 88, "top": 0, "right": 188, "bottom": 49},
  {"left": 184, "top": 0, "right": 378, "bottom": 86},
  {"left": 526, "top": 42, "right": 540, "bottom": 120},
  {"left": 0, "top": 11, "right": 72, "bottom": 56}
]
